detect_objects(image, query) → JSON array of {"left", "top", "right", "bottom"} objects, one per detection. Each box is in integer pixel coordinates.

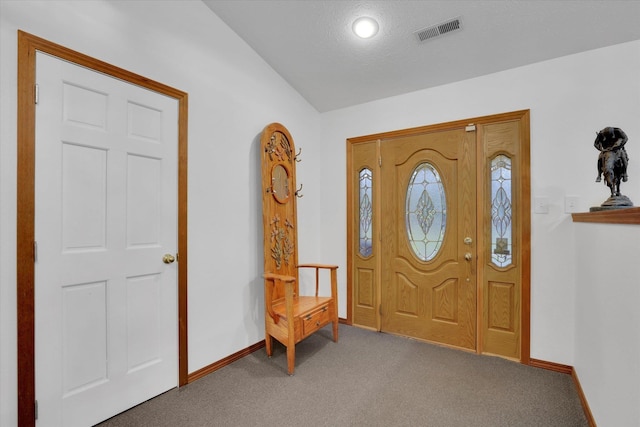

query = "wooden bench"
[{"left": 260, "top": 123, "right": 339, "bottom": 375}]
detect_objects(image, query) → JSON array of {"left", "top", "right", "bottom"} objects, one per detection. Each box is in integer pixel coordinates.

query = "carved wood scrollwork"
[
  {"left": 266, "top": 131, "right": 293, "bottom": 162},
  {"left": 270, "top": 214, "right": 295, "bottom": 269}
]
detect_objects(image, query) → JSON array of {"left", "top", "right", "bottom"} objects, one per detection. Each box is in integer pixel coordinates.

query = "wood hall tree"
[{"left": 260, "top": 122, "right": 339, "bottom": 375}]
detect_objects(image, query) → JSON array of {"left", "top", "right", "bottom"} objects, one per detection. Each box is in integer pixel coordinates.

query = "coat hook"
[
  {"left": 295, "top": 183, "right": 303, "bottom": 198},
  {"left": 294, "top": 147, "right": 302, "bottom": 162}
]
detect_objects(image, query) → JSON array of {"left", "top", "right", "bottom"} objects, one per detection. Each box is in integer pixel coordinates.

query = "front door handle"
[
  {"left": 163, "top": 254, "right": 176, "bottom": 264},
  {"left": 464, "top": 252, "right": 473, "bottom": 261}
]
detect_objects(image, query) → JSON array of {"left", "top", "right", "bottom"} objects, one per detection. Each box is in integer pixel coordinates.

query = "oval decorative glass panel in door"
[{"left": 405, "top": 162, "right": 447, "bottom": 261}]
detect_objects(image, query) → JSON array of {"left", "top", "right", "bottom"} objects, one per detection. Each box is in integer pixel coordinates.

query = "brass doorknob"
[
  {"left": 464, "top": 252, "right": 473, "bottom": 261},
  {"left": 163, "top": 254, "right": 176, "bottom": 264}
]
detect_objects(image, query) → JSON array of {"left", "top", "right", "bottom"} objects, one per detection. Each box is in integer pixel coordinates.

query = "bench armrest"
[
  {"left": 296, "top": 264, "right": 338, "bottom": 298},
  {"left": 263, "top": 273, "right": 296, "bottom": 324}
]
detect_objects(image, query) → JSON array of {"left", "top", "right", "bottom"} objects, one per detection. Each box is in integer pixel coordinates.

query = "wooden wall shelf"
[{"left": 571, "top": 206, "right": 640, "bottom": 224}]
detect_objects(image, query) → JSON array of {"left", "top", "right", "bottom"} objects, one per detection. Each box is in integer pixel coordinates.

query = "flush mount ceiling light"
[{"left": 352, "top": 17, "right": 379, "bottom": 39}]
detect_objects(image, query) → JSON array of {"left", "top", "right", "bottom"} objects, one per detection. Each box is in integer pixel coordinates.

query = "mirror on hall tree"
[{"left": 271, "top": 163, "right": 290, "bottom": 203}]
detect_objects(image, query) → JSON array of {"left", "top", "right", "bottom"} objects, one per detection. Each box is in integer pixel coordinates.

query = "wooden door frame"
[
  {"left": 16, "top": 30, "right": 189, "bottom": 426},
  {"left": 346, "top": 110, "right": 530, "bottom": 364}
]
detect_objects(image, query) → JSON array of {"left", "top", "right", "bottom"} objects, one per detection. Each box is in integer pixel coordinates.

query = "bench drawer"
[{"left": 302, "top": 304, "right": 330, "bottom": 336}]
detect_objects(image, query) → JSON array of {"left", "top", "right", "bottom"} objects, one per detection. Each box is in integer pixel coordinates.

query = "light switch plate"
[
  {"left": 534, "top": 197, "right": 549, "bottom": 214},
  {"left": 565, "top": 196, "right": 580, "bottom": 213}
]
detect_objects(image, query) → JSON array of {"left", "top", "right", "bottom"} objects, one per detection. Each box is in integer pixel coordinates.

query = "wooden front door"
[
  {"left": 348, "top": 111, "right": 530, "bottom": 362},
  {"left": 379, "top": 128, "right": 477, "bottom": 349}
]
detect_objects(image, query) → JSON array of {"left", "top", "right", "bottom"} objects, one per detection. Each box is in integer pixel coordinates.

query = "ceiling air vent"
[{"left": 414, "top": 17, "right": 462, "bottom": 43}]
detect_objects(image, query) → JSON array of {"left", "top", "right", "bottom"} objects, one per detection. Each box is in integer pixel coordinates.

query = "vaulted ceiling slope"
[{"left": 203, "top": 1, "right": 640, "bottom": 113}]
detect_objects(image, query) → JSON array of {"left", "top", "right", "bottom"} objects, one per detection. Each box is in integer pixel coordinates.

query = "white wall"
[
  {"left": 320, "top": 39, "right": 640, "bottom": 425},
  {"left": 0, "top": 1, "right": 322, "bottom": 426}
]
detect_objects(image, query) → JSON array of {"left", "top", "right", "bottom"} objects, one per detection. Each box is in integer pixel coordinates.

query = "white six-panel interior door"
[{"left": 34, "top": 51, "right": 179, "bottom": 426}]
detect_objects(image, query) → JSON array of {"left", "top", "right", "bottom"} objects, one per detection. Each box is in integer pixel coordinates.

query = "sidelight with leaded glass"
[
  {"left": 490, "top": 155, "right": 513, "bottom": 267},
  {"left": 359, "top": 168, "right": 373, "bottom": 257}
]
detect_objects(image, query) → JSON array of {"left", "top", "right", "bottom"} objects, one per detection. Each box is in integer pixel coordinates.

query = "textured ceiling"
[{"left": 203, "top": 1, "right": 640, "bottom": 112}]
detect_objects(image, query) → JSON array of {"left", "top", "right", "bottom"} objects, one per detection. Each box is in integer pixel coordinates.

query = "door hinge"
[
  {"left": 34, "top": 84, "right": 39, "bottom": 105},
  {"left": 465, "top": 124, "right": 476, "bottom": 132},
  {"left": 35, "top": 400, "right": 38, "bottom": 420},
  {"left": 33, "top": 241, "right": 38, "bottom": 263},
  {"left": 378, "top": 156, "right": 382, "bottom": 167}
]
